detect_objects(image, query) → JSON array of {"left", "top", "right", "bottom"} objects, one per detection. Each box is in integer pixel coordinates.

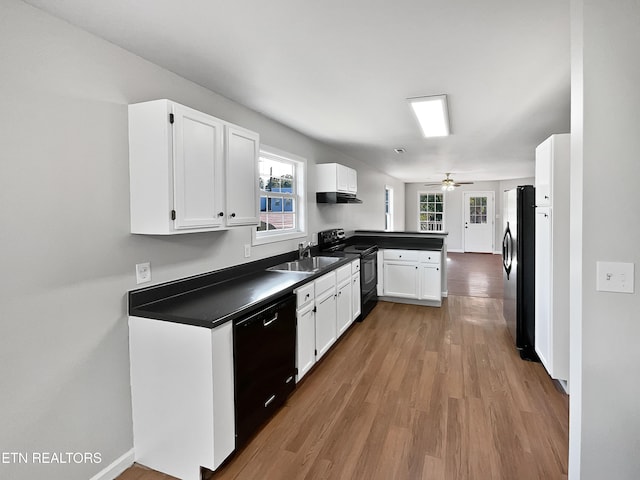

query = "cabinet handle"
[
  {"left": 230, "top": 212, "right": 236, "bottom": 218},
  {"left": 305, "top": 293, "right": 310, "bottom": 299},
  {"left": 545, "top": 195, "right": 549, "bottom": 199},
  {"left": 285, "top": 376, "right": 294, "bottom": 384},
  {"left": 218, "top": 212, "right": 224, "bottom": 217},
  {"left": 263, "top": 312, "right": 278, "bottom": 327},
  {"left": 264, "top": 394, "right": 276, "bottom": 408}
]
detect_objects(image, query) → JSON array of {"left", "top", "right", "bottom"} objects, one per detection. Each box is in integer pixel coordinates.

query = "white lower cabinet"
[
  {"left": 352, "top": 274, "right": 361, "bottom": 320},
  {"left": 418, "top": 251, "right": 442, "bottom": 301},
  {"left": 419, "top": 265, "right": 441, "bottom": 301},
  {"left": 295, "top": 271, "right": 337, "bottom": 381},
  {"left": 315, "top": 283, "right": 337, "bottom": 360},
  {"left": 381, "top": 249, "right": 442, "bottom": 305},
  {"left": 336, "top": 264, "right": 353, "bottom": 338},
  {"left": 383, "top": 261, "right": 420, "bottom": 298},
  {"left": 336, "top": 279, "right": 352, "bottom": 337},
  {"left": 295, "top": 302, "right": 316, "bottom": 381},
  {"left": 128, "top": 317, "right": 235, "bottom": 480},
  {"left": 295, "top": 263, "right": 362, "bottom": 382}
]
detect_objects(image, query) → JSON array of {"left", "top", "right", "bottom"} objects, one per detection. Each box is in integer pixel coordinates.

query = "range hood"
[{"left": 316, "top": 192, "right": 363, "bottom": 204}]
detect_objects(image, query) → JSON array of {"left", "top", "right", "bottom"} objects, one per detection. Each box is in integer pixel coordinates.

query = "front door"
[{"left": 463, "top": 191, "right": 494, "bottom": 253}]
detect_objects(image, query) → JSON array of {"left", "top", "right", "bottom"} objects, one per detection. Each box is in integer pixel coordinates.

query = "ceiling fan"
[{"left": 423, "top": 173, "right": 474, "bottom": 191}]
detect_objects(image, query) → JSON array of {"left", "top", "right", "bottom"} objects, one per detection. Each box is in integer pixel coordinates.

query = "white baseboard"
[
  {"left": 493, "top": 250, "right": 502, "bottom": 255},
  {"left": 442, "top": 291, "right": 448, "bottom": 298},
  {"left": 89, "top": 448, "right": 135, "bottom": 480}
]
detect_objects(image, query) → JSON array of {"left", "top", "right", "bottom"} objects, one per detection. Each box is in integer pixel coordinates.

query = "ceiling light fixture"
[
  {"left": 407, "top": 94, "right": 450, "bottom": 138},
  {"left": 441, "top": 178, "right": 456, "bottom": 191}
]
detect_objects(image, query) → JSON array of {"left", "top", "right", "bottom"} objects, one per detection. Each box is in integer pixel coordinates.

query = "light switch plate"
[
  {"left": 136, "top": 262, "right": 151, "bottom": 284},
  {"left": 596, "top": 261, "right": 634, "bottom": 293},
  {"left": 244, "top": 244, "right": 251, "bottom": 258}
]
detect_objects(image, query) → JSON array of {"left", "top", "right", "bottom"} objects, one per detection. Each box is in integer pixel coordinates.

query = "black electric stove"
[{"left": 317, "top": 229, "right": 378, "bottom": 321}]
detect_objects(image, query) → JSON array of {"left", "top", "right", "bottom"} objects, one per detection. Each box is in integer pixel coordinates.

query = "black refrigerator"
[{"left": 502, "top": 185, "right": 538, "bottom": 361}]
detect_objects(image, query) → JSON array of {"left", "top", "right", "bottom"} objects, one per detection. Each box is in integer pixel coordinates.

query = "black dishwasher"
[{"left": 233, "top": 294, "right": 297, "bottom": 448}]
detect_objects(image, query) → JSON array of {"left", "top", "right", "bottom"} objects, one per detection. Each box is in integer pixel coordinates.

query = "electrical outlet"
[
  {"left": 136, "top": 262, "right": 151, "bottom": 284},
  {"left": 244, "top": 244, "right": 251, "bottom": 258}
]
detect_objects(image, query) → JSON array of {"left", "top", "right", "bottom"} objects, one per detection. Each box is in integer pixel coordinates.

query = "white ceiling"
[{"left": 24, "top": 0, "right": 570, "bottom": 183}]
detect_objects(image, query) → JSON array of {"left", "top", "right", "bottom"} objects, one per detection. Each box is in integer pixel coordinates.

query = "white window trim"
[
  {"left": 252, "top": 145, "right": 307, "bottom": 246},
  {"left": 384, "top": 185, "right": 394, "bottom": 232},
  {"left": 417, "top": 190, "right": 446, "bottom": 232}
]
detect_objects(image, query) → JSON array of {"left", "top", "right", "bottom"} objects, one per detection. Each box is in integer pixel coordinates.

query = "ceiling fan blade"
[{"left": 424, "top": 174, "right": 474, "bottom": 187}]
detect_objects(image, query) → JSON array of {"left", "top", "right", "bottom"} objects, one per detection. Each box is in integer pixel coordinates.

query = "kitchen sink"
[{"left": 267, "top": 256, "right": 342, "bottom": 274}]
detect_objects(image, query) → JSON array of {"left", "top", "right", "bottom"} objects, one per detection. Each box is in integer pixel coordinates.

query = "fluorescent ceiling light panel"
[{"left": 408, "top": 95, "right": 450, "bottom": 137}]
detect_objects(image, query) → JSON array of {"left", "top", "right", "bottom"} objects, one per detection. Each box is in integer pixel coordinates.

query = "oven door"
[{"left": 360, "top": 250, "right": 378, "bottom": 294}]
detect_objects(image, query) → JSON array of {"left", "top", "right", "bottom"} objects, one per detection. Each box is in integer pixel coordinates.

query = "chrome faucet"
[{"left": 298, "top": 241, "right": 312, "bottom": 260}]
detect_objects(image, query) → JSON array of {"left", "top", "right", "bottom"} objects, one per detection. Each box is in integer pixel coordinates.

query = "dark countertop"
[
  {"left": 129, "top": 231, "right": 446, "bottom": 329},
  {"left": 354, "top": 230, "right": 448, "bottom": 237},
  {"left": 349, "top": 232, "right": 445, "bottom": 251},
  {"left": 129, "top": 252, "right": 358, "bottom": 329}
]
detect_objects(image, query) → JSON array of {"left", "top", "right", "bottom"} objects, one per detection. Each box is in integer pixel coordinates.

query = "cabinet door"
[
  {"left": 296, "top": 304, "right": 316, "bottom": 381},
  {"left": 172, "top": 104, "right": 225, "bottom": 229},
  {"left": 347, "top": 167, "right": 357, "bottom": 194},
  {"left": 336, "top": 164, "right": 350, "bottom": 193},
  {"left": 419, "top": 264, "right": 441, "bottom": 301},
  {"left": 535, "top": 208, "right": 552, "bottom": 373},
  {"left": 377, "top": 251, "right": 384, "bottom": 295},
  {"left": 535, "top": 137, "right": 552, "bottom": 207},
  {"left": 315, "top": 290, "right": 337, "bottom": 360},
  {"left": 225, "top": 125, "right": 259, "bottom": 226},
  {"left": 336, "top": 281, "right": 352, "bottom": 338},
  {"left": 352, "top": 274, "right": 361, "bottom": 320},
  {"left": 383, "top": 261, "right": 419, "bottom": 298}
]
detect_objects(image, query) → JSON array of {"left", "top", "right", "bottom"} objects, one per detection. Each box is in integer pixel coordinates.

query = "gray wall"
[
  {"left": 570, "top": 0, "right": 640, "bottom": 478},
  {"left": 0, "top": 1, "right": 404, "bottom": 479},
  {"left": 405, "top": 178, "right": 534, "bottom": 252}
]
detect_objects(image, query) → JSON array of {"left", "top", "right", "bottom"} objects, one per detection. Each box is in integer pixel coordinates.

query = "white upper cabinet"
[
  {"left": 225, "top": 125, "right": 259, "bottom": 226},
  {"left": 128, "top": 99, "right": 259, "bottom": 234},
  {"left": 535, "top": 134, "right": 569, "bottom": 207},
  {"left": 316, "top": 163, "right": 357, "bottom": 194},
  {"left": 172, "top": 104, "right": 225, "bottom": 230}
]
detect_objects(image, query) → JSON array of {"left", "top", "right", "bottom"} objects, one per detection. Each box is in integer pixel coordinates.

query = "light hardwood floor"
[
  {"left": 447, "top": 252, "right": 504, "bottom": 299},
  {"left": 119, "top": 294, "right": 568, "bottom": 480}
]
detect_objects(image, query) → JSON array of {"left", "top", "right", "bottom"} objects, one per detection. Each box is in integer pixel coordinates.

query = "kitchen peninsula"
[{"left": 352, "top": 230, "right": 448, "bottom": 302}]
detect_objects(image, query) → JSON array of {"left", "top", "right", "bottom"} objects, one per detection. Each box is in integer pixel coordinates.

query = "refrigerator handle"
[{"left": 502, "top": 223, "right": 512, "bottom": 279}]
